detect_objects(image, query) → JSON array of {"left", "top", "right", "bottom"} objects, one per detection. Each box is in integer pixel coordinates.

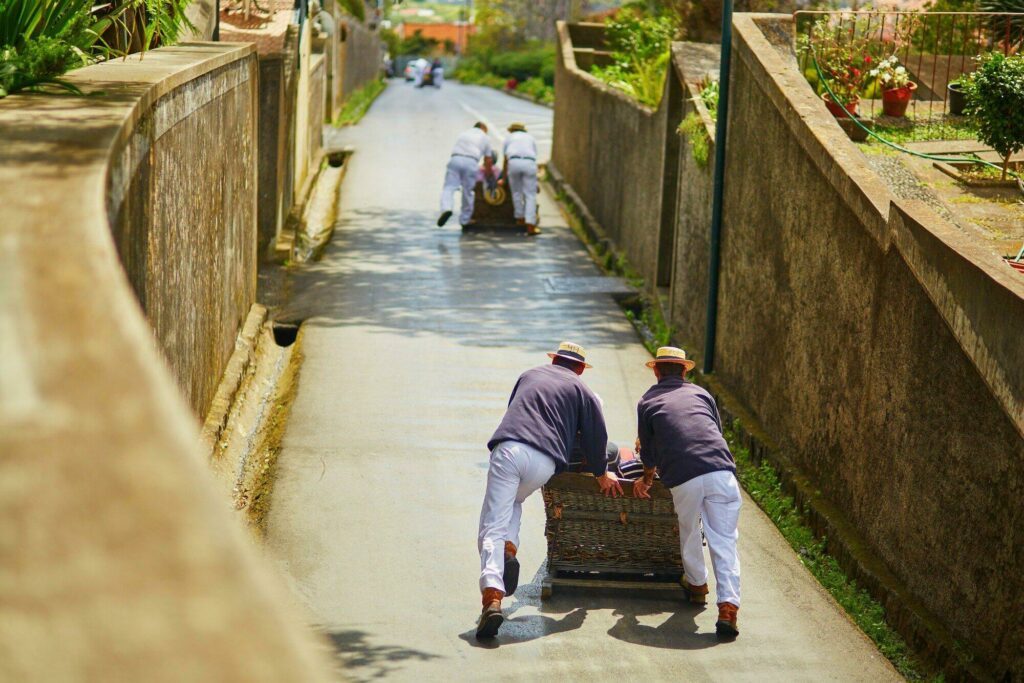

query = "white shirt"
[
  {"left": 450, "top": 128, "right": 493, "bottom": 162},
  {"left": 503, "top": 131, "right": 538, "bottom": 161}
]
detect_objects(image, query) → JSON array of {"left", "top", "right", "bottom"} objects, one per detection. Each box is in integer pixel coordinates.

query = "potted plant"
[
  {"left": 798, "top": 16, "right": 872, "bottom": 118},
  {"left": 870, "top": 55, "right": 917, "bottom": 117},
  {"left": 963, "top": 52, "right": 1024, "bottom": 180},
  {"left": 948, "top": 74, "right": 968, "bottom": 116}
]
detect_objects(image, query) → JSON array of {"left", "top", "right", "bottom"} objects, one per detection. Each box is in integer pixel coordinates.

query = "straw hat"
[
  {"left": 508, "top": 122, "right": 527, "bottom": 133},
  {"left": 645, "top": 346, "right": 695, "bottom": 371},
  {"left": 547, "top": 341, "right": 592, "bottom": 368}
]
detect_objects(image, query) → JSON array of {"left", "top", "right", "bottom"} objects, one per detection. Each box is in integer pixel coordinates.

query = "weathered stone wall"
[
  {"left": 108, "top": 48, "right": 257, "bottom": 419},
  {"left": 554, "top": 12, "right": 1024, "bottom": 676},
  {"left": 713, "top": 16, "right": 1023, "bottom": 677},
  {"left": 309, "top": 52, "right": 326, "bottom": 164},
  {"left": 552, "top": 21, "right": 675, "bottom": 287},
  {"left": 0, "top": 43, "right": 333, "bottom": 680},
  {"left": 257, "top": 53, "right": 287, "bottom": 257},
  {"left": 339, "top": 17, "right": 382, "bottom": 103},
  {"left": 669, "top": 43, "right": 720, "bottom": 353}
]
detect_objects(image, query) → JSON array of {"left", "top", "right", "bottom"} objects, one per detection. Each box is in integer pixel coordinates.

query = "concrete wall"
[
  {"left": 706, "top": 15, "right": 1024, "bottom": 677},
  {"left": 308, "top": 53, "right": 326, "bottom": 167},
  {"left": 0, "top": 43, "right": 333, "bottom": 680},
  {"left": 553, "top": 12, "right": 1024, "bottom": 677},
  {"left": 257, "top": 53, "right": 288, "bottom": 256},
  {"left": 669, "top": 42, "right": 720, "bottom": 352},
  {"left": 108, "top": 46, "right": 257, "bottom": 418},
  {"left": 339, "top": 17, "right": 383, "bottom": 104},
  {"left": 552, "top": 22, "right": 680, "bottom": 288}
]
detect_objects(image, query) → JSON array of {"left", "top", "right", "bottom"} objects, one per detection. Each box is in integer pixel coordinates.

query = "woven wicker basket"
[{"left": 542, "top": 473, "right": 683, "bottom": 575}]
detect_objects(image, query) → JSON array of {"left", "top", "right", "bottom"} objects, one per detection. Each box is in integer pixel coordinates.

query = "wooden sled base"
[{"left": 541, "top": 566, "right": 687, "bottom": 601}]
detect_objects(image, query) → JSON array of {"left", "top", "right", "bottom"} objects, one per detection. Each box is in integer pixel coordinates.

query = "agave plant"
[
  {"left": 980, "top": 0, "right": 1024, "bottom": 51},
  {"left": 0, "top": 0, "right": 194, "bottom": 98}
]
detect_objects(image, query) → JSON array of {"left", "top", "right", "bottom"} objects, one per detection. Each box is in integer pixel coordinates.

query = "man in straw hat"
[
  {"left": 633, "top": 347, "right": 742, "bottom": 638},
  {"left": 500, "top": 122, "right": 540, "bottom": 236},
  {"left": 475, "top": 342, "right": 623, "bottom": 639},
  {"left": 438, "top": 122, "right": 494, "bottom": 229}
]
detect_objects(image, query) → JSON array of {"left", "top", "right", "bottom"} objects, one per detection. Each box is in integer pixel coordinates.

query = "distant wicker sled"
[{"left": 540, "top": 472, "right": 688, "bottom": 599}]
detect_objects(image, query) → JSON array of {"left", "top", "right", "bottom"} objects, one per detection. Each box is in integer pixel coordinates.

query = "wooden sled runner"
[{"left": 540, "top": 472, "right": 688, "bottom": 600}]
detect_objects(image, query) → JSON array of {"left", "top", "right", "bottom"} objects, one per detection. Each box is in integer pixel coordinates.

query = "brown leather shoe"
[
  {"left": 503, "top": 541, "right": 520, "bottom": 597},
  {"left": 716, "top": 602, "right": 739, "bottom": 638},
  {"left": 681, "top": 578, "right": 710, "bottom": 605},
  {"left": 476, "top": 588, "right": 505, "bottom": 640},
  {"left": 526, "top": 224, "right": 541, "bottom": 236}
]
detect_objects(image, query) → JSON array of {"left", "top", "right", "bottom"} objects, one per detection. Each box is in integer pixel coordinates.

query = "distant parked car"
[{"left": 404, "top": 59, "right": 420, "bottom": 82}]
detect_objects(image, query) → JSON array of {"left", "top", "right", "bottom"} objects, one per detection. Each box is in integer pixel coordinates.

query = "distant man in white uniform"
[
  {"left": 501, "top": 122, "right": 540, "bottom": 236},
  {"left": 438, "top": 122, "right": 493, "bottom": 228}
]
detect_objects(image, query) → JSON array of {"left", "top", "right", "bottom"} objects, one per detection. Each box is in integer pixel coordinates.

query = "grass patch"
[
  {"left": 333, "top": 78, "right": 386, "bottom": 127},
  {"left": 721, "top": 418, "right": 930, "bottom": 680},
  {"left": 861, "top": 118, "right": 976, "bottom": 145}
]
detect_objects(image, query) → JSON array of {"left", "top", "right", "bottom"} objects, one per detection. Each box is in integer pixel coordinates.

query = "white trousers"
[
  {"left": 507, "top": 158, "right": 538, "bottom": 224},
  {"left": 478, "top": 440, "right": 556, "bottom": 593},
  {"left": 671, "top": 470, "right": 742, "bottom": 606},
  {"left": 440, "top": 155, "right": 479, "bottom": 226}
]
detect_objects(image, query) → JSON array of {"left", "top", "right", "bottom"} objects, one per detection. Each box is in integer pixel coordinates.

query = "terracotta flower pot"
[
  {"left": 881, "top": 82, "right": 917, "bottom": 117},
  {"left": 822, "top": 92, "right": 858, "bottom": 117}
]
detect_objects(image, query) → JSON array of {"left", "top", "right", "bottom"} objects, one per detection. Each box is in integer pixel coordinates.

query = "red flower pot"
[
  {"left": 881, "top": 82, "right": 917, "bottom": 117},
  {"left": 822, "top": 93, "right": 858, "bottom": 117}
]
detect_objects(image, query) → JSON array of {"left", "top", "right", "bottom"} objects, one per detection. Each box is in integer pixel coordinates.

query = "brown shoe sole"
[
  {"left": 716, "top": 619, "right": 739, "bottom": 639},
  {"left": 476, "top": 609, "right": 504, "bottom": 640}
]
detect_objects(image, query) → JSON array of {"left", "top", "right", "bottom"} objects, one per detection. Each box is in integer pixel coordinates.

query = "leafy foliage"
[
  {"left": 797, "top": 15, "right": 874, "bottom": 106},
  {"left": 678, "top": 80, "right": 718, "bottom": 167},
  {"left": 332, "top": 77, "right": 384, "bottom": 127},
  {"left": 963, "top": 52, "right": 1024, "bottom": 179},
  {"left": 339, "top": 0, "right": 365, "bottom": 22},
  {"left": 591, "top": 12, "right": 677, "bottom": 107},
  {"left": 979, "top": 0, "right": 1024, "bottom": 51},
  {"left": 0, "top": 0, "right": 194, "bottom": 98}
]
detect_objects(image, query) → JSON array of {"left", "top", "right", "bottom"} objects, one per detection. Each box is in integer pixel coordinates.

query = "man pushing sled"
[{"left": 475, "top": 342, "right": 622, "bottom": 639}]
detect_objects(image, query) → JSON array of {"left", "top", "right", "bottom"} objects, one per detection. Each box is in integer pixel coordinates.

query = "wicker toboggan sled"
[{"left": 540, "top": 472, "right": 688, "bottom": 599}]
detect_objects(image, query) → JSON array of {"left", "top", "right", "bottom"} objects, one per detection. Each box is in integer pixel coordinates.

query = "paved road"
[{"left": 267, "top": 80, "right": 900, "bottom": 682}]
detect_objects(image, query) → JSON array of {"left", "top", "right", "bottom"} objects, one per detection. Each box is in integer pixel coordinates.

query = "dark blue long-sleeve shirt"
[
  {"left": 488, "top": 364, "right": 609, "bottom": 475},
  {"left": 636, "top": 377, "right": 735, "bottom": 488}
]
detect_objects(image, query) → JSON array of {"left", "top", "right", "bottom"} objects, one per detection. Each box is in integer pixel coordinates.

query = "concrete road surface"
[{"left": 267, "top": 80, "right": 901, "bottom": 682}]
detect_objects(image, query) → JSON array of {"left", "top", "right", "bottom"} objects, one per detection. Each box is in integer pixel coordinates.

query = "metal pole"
[
  {"left": 213, "top": 0, "right": 220, "bottom": 40},
  {"left": 702, "top": 0, "right": 733, "bottom": 375}
]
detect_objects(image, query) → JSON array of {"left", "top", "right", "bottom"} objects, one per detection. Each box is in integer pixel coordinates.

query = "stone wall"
[
  {"left": 705, "top": 15, "right": 1023, "bottom": 677},
  {"left": 108, "top": 48, "right": 257, "bottom": 418},
  {"left": 553, "top": 13, "right": 1024, "bottom": 677},
  {"left": 0, "top": 44, "right": 333, "bottom": 680},
  {"left": 257, "top": 53, "right": 288, "bottom": 257},
  {"left": 339, "top": 17, "right": 383, "bottom": 104},
  {"left": 309, "top": 53, "right": 326, "bottom": 165},
  {"left": 669, "top": 43, "right": 720, "bottom": 353},
  {"left": 552, "top": 21, "right": 679, "bottom": 287}
]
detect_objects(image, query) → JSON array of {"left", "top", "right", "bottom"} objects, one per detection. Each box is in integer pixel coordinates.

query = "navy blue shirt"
[
  {"left": 488, "top": 364, "right": 609, "bottom": 475},
  {"left": 636, "top": 377, "right": 735, "bottom": 488}
]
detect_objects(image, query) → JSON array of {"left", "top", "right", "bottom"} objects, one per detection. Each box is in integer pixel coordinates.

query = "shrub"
[
  {"left": 518, "top": 76, "right": 554, "bottom": 104},
  {"left": 591, "top": 12, "right": 677, "bottom": 107},
  {"left": 963, "top": 52, "right": 1024, "bottom": 179},
  {"left": 487, "top": 45, "right": 555, "bottom": 85}
]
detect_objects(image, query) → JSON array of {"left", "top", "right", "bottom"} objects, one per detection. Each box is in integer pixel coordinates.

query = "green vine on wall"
[{"left": 679, "top": 112, "right": 711, "bottom": 167}]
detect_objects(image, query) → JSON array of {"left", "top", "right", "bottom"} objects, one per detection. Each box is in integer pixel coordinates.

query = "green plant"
[
  {"left": 339, "top": 0, "right": 365, "bottom": 22},
  {"left": 591, "top": 12, "right": 677, "bottom": 107},
  {"left": 797, "top": 15, "right": 873, "bottom": 107},
  {"left": 868, "top": 54, "right": 911, "bottom": 90},
  {"left": 979, "top": 0, "right": 1024, "bottom": 51},
  {"left": 697, "top": 78, "right": 718, "bottom": 117},
  {"left": 679, "top": 112, "right": 710, "bottom": 167},
  {"left": 963, "top": 52, "right": 1024, "bottom": 179},
  {"left": 0, "top": 0, "right": 194, "bottom": 98},
  {"left": 333, "top": 77, "right": 385, "bottom": 127},
  {"left": 517, "top": 76, "right": 554, "bottom": 104}
]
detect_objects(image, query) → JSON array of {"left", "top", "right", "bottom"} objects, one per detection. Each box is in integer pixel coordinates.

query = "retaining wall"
[
  {"left": 669, "top": 42, "right": 721, "bottom": 352},
  {"left": 339, "top": 17, "right": 383, "bottom": 104},
  {"left": 711, "top": 15, "right": 1023, "bottom": 677},
  {"left": 552, "top": 22, "right": 680, "bottom": 287},
  {"left": 553, "top": 13, "right": 1024, "bottom": 678},
  {"left": 0, "top": 44, "right": 332, "bottom": 680}
]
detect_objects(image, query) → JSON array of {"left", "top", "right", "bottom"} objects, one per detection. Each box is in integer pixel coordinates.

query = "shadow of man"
[
  {"left": 607, "top": 605, "right": 719, "bottom": 651},
  {"left": 458, "top": 606, "right": 588, "bottom": 649}
]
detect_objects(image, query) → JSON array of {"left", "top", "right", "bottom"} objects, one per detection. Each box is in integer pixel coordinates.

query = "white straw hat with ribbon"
[
  {"left": 547, "top": 341, "right": 592, "bottom": 368},
  {"left": 645, "top": 346, "right": 696, "bottom": 371}
]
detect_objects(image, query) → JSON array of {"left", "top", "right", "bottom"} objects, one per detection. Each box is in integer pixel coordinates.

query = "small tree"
[{"left": 963, "top": 52, "right": 1024, "bottom": 180}]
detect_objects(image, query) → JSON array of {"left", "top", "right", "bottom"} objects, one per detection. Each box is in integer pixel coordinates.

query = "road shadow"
[
  {"left": 324, "top": 628, "right": 441, "bottom": 681},
  {"left": 457, "top": 563, "right": 721, "bottom": 651}
]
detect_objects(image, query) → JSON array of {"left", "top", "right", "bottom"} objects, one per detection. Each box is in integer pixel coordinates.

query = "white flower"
[
  {"left": 870, "top": 69, "right": 879, "bottom": 77},
  {"left": 895, "top": 66, "right": 906, "bottom": 74}
]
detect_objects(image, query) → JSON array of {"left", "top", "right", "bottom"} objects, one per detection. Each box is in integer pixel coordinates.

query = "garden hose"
[{"left": 808, "top": 48, "right": 1023, "bottom": 185}]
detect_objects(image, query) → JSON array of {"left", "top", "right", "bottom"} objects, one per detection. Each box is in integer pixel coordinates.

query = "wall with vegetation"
[
  {"left": 717, "top": 15, "right": 1023, "bottom": 677},
  {"left": 0, "top": 44, "right": 332, "bottom": 680},
  {"left": 552, "top": 21, "right": 678, "bottom": 288}
]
